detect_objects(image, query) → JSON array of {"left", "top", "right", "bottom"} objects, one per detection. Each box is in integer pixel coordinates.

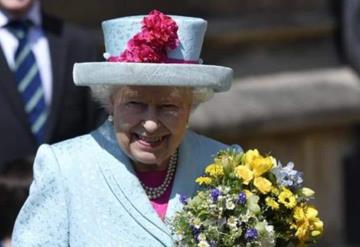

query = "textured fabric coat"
[{"left": 12, "top": 121, "right": 238, "bottom": 247}]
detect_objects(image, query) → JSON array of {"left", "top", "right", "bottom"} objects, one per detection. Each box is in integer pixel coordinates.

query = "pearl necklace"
[{"left": 140, "top": 150, "right": 178, "bottom": 199}]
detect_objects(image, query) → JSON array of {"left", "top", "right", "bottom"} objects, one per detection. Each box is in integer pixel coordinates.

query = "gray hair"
[{"left": 89, "top": 85, "right": 214, "bottom": 112}]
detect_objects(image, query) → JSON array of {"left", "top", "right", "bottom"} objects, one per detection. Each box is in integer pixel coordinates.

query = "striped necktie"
[{"left": 6, "top": 20, "right": 47, "bottom": 144}]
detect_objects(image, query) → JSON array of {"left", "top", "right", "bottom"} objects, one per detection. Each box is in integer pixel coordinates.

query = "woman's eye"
[
  {"left": 161, "top": 104, "right": 179, "bottom": 111},
  {"left": 125, "top": 102, "right": 145, "bottom": 109}
]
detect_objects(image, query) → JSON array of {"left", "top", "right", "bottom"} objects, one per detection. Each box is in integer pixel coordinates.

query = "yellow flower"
[
  {"left": 295, "top": 221, "right": 310, "bottom": 243},
  {"left": 269, "top": 156, "right": 277, "bottom": 167},
  {"left": 234, "top": 165, "right": 254, "bottom": 185},
  {"left": 242, "top": 149, "right": 261, "bottom": 166},
  {"left": 195, "top": 176, "right": 212, "bottom": 185},
  {"left": 311, "top": 219, "right": 324, "bottom": 237},
  {"left": 271, "top": 187, "right": 280, "bottom": 195},
  {"left": 253, "top": 177, "right": 272, "bottom": 194},
  {"left": 265, "top": 197, "right": 279, "bottom": 210},
  {"left": 293, "top": 205, "right": 324, "bottom": 242},
  {"left": 278, "top": 188, "right": 297, "bottom": 209},
  {"left": 205, "top": 163, "right": 224, "bottom": 177},
  {"left": 300, "top": 187, "right": 315, "bottom": 198},
  {"left": 252, "top": 156, "right": 274, "bottom": 177}
]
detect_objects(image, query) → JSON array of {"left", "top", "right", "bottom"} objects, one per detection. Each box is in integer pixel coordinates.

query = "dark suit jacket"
[
  {"left": 343, "top": 0, "right": 360, "bottom": 74},
  {"left": 0, "top": 14, "right": 105, "bottom": 165}
]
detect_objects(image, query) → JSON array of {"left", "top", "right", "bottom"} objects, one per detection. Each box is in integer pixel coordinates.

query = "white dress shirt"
[{"left": 0, "top": 0, "right": 52, "bottom": 105}]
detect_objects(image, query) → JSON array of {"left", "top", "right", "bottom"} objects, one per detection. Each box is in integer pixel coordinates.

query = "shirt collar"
[{"left": 0, "top": 0, "right": 41, "bottom": 28}]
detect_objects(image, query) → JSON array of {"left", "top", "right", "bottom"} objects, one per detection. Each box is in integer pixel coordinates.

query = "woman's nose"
[
  {"left": 142, "top": 108, "right": 160, "bottom": 132},
  {"left": 142, "top": 119, "right": 160, "bottom": 132}
]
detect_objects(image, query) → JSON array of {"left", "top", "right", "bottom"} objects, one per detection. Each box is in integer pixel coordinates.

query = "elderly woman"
[{"left": 12, "top": 10, "right": 238, "bottom": 246}]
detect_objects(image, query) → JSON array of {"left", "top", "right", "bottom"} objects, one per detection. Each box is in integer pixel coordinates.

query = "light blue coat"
[{"left": 12, "top": 121, "right": 239, "bottom": 247}]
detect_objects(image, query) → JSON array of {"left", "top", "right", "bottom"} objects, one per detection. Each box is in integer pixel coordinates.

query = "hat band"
[
  {"left": 106, "top": 54, "right": 198, "bottom": 64},
  {"left": 163, "top": 57, "right": 198, "bottom": 64}
]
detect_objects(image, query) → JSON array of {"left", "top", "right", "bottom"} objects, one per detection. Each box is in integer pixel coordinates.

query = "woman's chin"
[
  {"left": 131, "top": 150, "right": 160, "bottom": 165},
  {"left": 135, "top": 156, "right": 157, "bottom": 165},
  {"left": 130, "top": 138, "right": 167, "bottom": 161}
]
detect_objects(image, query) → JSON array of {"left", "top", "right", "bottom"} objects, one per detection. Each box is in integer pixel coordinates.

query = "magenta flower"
[
  {"left": 109, "top": 10, "right": 179, "bottom": 63},
  {"left": 142, "top": 9, "right": 179, "bottom": 49}
]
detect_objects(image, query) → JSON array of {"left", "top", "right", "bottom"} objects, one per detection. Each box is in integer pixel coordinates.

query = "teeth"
[{"left": 138, "top": 135, "right": 162, "bottom": 143}]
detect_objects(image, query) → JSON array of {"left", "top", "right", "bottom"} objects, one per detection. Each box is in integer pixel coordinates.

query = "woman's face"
[{"left": 110, "top": 86, "right": 193, "bottom": 171}]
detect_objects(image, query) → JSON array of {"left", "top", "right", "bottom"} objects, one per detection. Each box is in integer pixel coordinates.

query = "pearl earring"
[{"left": 108, "top": 115, "right": 113, "bottom": 122}]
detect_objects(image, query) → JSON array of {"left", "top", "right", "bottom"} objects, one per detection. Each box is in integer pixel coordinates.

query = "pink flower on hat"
[
  {"left": 112, "top": 34, "right": 166, "bottom": 63},
  {"left": 142, "top": 10, "right": 179, "bottom": 49},
  {"left": 108, "top": 10, "right": 179, "bottom": 63}
]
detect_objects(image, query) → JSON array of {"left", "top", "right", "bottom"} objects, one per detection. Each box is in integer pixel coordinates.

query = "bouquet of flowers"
[{"left": 171, "top": 149, "right": 324, "bottom": 246}]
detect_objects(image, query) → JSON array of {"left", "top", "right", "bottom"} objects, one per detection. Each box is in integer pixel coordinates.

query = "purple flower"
[
  {"left": 210, "top": 189, "right": 220, "bottom": 202},
  {"left": 237, "top": 192, "right": 246, "bottom": 205},
  {"left": 180, "top": 195, "right": 188, "bottom": 205},
  {"left": 190, "top": 225, "right": 201, "bottom": 241},
  {"left": 245, "top": 228, "right": 258, "bottom": 241},
  {"left": 272, "top": 162, "right": 303, "bottom": 189}
]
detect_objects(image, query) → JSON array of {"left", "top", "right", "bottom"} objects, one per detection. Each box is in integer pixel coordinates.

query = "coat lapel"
[
  {"left": 41, "top": 14, "right": 67, "bottom": 142},
  {"left": 166, "top": 130, "right": 203, "bottom": 220},
  {"left": 91, "top": 121, "right": 173, "bottom": 246},
  {"left": 166, "top": 131, "right": 230, "bottom": 221},
  {"left": 0, "top": 47, "right": 33, "bottom": 138}
]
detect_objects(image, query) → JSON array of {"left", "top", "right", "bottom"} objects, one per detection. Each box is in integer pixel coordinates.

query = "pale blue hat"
[{"left": 73, "top": 11, "right": 233, "bottom": 92}]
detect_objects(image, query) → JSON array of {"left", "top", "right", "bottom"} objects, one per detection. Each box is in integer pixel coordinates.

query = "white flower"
[
  {"left": 226, "top": 199, "right": 235, "bottom": 210},
  {"left": 197, "top": 233, "right": 207, "bottom": 241},
  {"left": 193, "top": 218, "right": 202, "bottom": 229},
  {"left": 247, "top": 194, "right": 260, "bottom": 214},
  {"left": 198, "top": 240, "right": 210, "bottom": 247},
  {"left": 240, "top": 210, "right": 252, "bottom": 222},
  {"left": 209, "top": 203, "right": 217, "bottom": 209},
  {"left": 223, "top": 186, "right": 231, "bottom": 193},
  {"left": 255, "top": 220, "right": 276, "bottom": 247},
  {"left": 227, "top": 216, "right": 238, "bottom": 229}
]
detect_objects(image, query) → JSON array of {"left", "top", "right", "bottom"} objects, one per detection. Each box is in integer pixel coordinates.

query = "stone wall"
[{"left": 42, "top": 0, "right": 333, "bottom": 26}]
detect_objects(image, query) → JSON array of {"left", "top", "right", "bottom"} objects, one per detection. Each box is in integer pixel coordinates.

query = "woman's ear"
[
  {"left": 107, "top": 99, "right": 114, "bottom": 114},
  {"left": 106, "top": 90, "right": 116, "bottom": 114},
  {"left": 106, "top": 98, "right": 114, "bottom": 123}
]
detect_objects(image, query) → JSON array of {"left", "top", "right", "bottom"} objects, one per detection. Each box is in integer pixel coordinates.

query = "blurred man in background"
[
  {"left": 0, "top": 0, "right": 105, "bottom": 166},
  {"left": 343, "top": 0, "right": 360, "bottom": 74},
  {"left": 0, "top": 156, "right": 33, "bottom": 247},
  {"left": 342, "top": 1, "right": 360, "bottom": 245}
]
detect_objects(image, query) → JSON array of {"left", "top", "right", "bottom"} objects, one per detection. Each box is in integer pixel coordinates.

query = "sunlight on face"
[
  {"left": 0, "top": 0, "right": 34, "bottom": 16},
  {"left": 110, "top": 86, "right": 193, "bottom": 171}
]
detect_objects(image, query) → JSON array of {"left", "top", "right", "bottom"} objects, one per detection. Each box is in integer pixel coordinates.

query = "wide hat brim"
[{"left": 73, "top": 62, "right": 233, "bottom": 92}]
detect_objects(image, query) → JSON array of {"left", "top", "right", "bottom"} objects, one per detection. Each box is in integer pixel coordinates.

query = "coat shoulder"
[
  {"left": 48, "top": 133, "right": 99, "bottom": 175},
  {"left": 186, "top": 130, "right": 232, "bottom": 154},
  {"left": 184, "top": 130, "right": 243, "bottom": 166}
]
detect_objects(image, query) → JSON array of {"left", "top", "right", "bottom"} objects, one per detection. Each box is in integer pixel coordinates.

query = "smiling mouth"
[{"left": 133, "top": 133, "right": 167, "bottom": 147}]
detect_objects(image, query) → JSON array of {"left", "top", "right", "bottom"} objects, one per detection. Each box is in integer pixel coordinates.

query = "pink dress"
[{"left": 136, "top": 169, "right": 175, "bottom": 220}]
